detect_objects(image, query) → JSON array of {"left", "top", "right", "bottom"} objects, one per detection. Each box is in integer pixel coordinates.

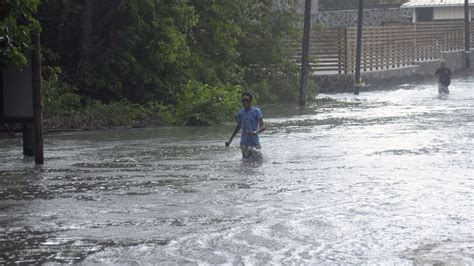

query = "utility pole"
[
  {"left": 465, "top": 0, "right": 471, "bottom": 70},
  {"left": 354, "top": 0, "right": 364, "bottom": 95},
  {"left": 32, "top": 33, "right": 44, "bottom": 164},
  {"left": 299, "top": 0, "right": 312, "bottom": 107}
]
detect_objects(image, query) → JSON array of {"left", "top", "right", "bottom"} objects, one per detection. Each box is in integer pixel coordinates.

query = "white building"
[{"left": 402, "top": 0, "right": 474, "bottom": 22}]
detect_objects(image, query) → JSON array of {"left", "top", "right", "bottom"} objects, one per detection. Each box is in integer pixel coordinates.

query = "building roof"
[{"left": 402, "top": 0, "right": 474, "bottom": 8}]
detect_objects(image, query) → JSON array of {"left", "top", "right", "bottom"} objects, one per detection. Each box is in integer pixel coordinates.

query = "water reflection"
[{"left": 0, "top": 77, "right": 473, "bottom": 264}]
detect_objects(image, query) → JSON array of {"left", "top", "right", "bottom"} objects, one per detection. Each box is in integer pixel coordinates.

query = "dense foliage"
[
  {"left": 175, "top": 81, "right": 241, "bottom": 126},
  {"left": 42, "top": 67, "right": 174, "bottom": 130},
  {"left": 2, "top": 0, "right": 310, "bottom": 128},
  {"left": 0, "top": 0, "right": 40, "bottom": 67}
]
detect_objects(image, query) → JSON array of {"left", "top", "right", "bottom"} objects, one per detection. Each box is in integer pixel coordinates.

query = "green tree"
[
  {"left": 186, "top": 1, "right": 244, "bottom": 87},
  {"left": 39, "top": 0, "right": 198, "bottom": 103},
  {"left": 0, "top": 0, "right": 40, "bottom": 68},
  {"left": 37, "top": 0, "right": 303, "bottom": 127},
  {"left": 39, "top": 0, "right": 301, "bottom": 105},
  {"left": 238, "top": 0, "right": 302, "bottom": 103}
]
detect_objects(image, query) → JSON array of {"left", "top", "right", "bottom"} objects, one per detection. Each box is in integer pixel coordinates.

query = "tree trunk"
[{"left": 81, "top": 0, "right": 93, "bottom": 64}]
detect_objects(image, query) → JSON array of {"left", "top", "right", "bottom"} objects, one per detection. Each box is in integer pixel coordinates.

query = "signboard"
[
  {"left": 0, "top": 54, "right": 34, "bottom": 120},
  {"left": 0, "top": 33, "right": 43, "bottom": 164}
]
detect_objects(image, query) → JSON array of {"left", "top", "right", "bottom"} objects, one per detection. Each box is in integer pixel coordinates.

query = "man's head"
[
  {"left": 241, "top": 92, "right": 253, "bottom": 109},
  {"left": 440, "top": 59, "right": 447, "bottom": 67}
]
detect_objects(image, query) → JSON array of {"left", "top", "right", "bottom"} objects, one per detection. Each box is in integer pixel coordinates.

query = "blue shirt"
[{"left": 236, "top": 107, "right": 263, "bottom": 146}]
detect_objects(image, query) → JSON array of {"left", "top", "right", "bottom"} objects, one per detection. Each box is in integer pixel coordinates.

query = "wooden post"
[
  {"left": 32, "top": 33, "right": 44, "bottom": 164},
  {"left": 338, "top": 28, "right": 342, "bottom": 74},
  {"left": 344, "top": 28, "right": 348, "bottom": 74},
  {"left": 22, "top": 123, "right": 34, "bottom": 156},
  {"left": 465, "top": 0, "right": 471, "bottom": 70},
  {"left": 299, "top": 0, "right": 312, "bottom": 107},
  {"left": 354, "top": 0, "right": 364, "bottom": 95}
]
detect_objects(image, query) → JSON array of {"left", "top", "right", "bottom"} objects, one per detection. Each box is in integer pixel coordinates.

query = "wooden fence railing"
[
  {"left": 289, "top": 21, "right": 474, "bottom": 74},
  {"left": 310, "top": 28, "right": 348, "bottom": 74},
  {"left": 288, "top": 28, "right": 348, "bottom": 74}
]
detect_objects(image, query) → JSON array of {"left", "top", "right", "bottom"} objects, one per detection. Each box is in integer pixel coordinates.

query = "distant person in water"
[
  {"left": 225, "top": 92, "right": 265, "bottom": 160},
  {"left": 435, "top": 60, "right": 452, "bottom": 94}
]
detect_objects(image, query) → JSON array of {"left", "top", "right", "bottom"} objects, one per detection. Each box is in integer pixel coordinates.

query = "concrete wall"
[
  {"left": 314, "top": 74, "right": 354, "bottom": 93},
  {"left": 313, "top": 49, "right": 474, "bottom": 93},
  {"left": 313, "top": 8, "right": 412, "bottom": 28}
]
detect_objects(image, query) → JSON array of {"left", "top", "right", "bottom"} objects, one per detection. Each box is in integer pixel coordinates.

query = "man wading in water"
[
  {"left": 435, "top": 60, "right": 452, "bottom": 94},
  {"left": 225, "top": 92, "right": 265, "bottom": 160}
]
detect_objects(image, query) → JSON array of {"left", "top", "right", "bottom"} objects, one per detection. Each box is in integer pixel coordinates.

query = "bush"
[
  {"left": 42, "top": 68, "right": 174, "bottom": 130},
  {"left": 247, "top": 61, "right": 318, "bottom": 104},
  {"left": 134, "top": 102, "right": 175, "bottom": 126},
  {"left": 176, "top": 81, "right": 241, "bottom": 126}
]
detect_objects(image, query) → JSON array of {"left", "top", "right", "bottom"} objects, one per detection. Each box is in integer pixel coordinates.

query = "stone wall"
[
  {"left": 313, "top": 8, "right": 412, "bottom": 28},
  {"left": 296, "top": 0, "right": 319, "bottom": 15},
  {"left": 313, "top": 49, "right": 474, "bottom": 93}
]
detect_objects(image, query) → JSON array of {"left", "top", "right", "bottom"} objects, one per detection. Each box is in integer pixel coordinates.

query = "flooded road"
[{"left": 1, "top": 78, "right": 473, "bottom": 264}]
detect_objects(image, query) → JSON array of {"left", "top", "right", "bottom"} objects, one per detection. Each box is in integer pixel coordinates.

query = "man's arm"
[
  {"left": 257, "top": 118, "right": 266, "bottom": 133},
  {"left": 246, "top": 118, "right": 266, "bottom": 136},
  {"left": 225, "top": 123, "right": 241, "bottom": 147}
]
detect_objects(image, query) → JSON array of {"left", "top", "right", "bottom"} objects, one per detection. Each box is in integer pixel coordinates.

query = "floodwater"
[{"left": 1, "top": 77, "right": 473, "bottom": 264}]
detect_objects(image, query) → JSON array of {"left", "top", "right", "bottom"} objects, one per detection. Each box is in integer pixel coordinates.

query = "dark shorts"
[
  {"left": 240, "top": 144, "right": 262, "bottom": 160},
  {"left": 438, "top": 82, "right": 450, "bottom": 94}
]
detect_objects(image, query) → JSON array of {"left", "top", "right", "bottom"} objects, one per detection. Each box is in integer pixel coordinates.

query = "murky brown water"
[{"left": 1, "top": 78, "right": 473, "bottom": 264}]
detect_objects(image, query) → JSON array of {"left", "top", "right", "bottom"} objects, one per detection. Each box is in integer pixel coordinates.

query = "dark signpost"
[
  {"left": 354, "top": 0, "right": 364, "bottom": 95},
  {"left": 0, "top": 33, "right": 44, "bottom": 164},
  {"left": 465, "top": 0, "right": 471, "bottom": 70},
  {"left": 299, "top": 0, "right": 312, "bottom": 107}
]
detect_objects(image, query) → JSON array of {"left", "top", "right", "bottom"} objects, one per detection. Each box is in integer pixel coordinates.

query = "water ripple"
[{"left": 1, "top": 78, "right": 473, "bottom": 264}]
